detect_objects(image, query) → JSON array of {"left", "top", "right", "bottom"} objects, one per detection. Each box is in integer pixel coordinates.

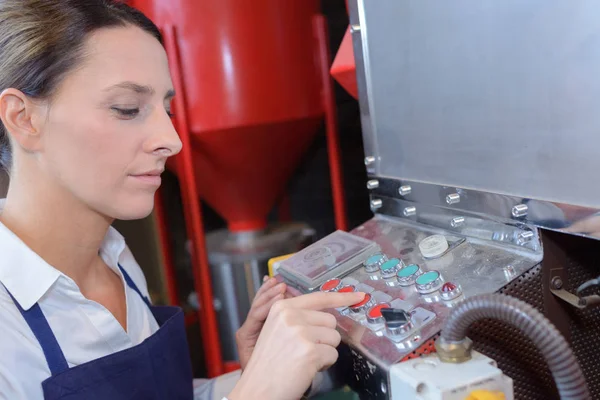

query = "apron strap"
[
  {"left": 2, "top": 265, "right": 150, "bottom": 377},
  {"left": 2, "top": 284, "right": 69, "bottom": 376},
  {"left": 118, "top": 264, "right": 152, "bottom": 308}
]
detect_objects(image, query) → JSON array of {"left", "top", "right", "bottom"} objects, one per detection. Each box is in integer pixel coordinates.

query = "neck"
[{"left": 1, "top": 175, "right": 112, "bottom": 287}]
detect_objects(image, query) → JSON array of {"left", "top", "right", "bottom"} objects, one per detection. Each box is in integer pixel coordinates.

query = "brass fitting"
[{"left": 434, "top": 336, "right": 474, "bottom": 363}]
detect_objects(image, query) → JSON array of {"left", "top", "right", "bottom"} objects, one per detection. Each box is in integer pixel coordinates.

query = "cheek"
[{"left": 45, "top": 118, "right": 136, "bottom": 193}]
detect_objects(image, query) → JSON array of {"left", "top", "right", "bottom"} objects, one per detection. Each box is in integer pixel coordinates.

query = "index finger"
[{"left": 284, "top": 291, "right": 366, "bottom": 310}]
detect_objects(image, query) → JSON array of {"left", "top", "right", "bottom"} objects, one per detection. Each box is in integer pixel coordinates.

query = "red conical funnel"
[
  {"left": 132, "top": 0, "right": 324, "bottom": 232},
  {"left": 331, "top": 27, "right": 359, "bottom": 100}
]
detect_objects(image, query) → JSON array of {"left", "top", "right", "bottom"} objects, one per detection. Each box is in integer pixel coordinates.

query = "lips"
[{"left": 129, "top": 169, "right": 164, "bottom": 186}]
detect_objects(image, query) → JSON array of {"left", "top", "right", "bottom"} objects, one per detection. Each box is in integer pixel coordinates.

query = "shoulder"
[{"left": 0, "top": 286, "right": 48, "bottom": 399}]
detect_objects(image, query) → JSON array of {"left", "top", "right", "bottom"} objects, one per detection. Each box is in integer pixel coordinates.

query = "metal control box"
[{"left": 279, "top": 1, "right": 600, "bottom": 398}]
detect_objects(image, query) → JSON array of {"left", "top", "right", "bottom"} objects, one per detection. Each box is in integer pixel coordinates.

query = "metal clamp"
[{"left": 550, "top": 276, "right": 600, "bottom": 309}]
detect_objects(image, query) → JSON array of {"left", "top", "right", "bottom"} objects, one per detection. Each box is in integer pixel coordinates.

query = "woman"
[{"left": 0, "top": 1, "right": 365, "bottom": 399}]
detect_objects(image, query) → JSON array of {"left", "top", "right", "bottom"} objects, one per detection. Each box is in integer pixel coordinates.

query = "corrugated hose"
[{"left": 440, "top": 293, "right": 590, "bottom": 400}]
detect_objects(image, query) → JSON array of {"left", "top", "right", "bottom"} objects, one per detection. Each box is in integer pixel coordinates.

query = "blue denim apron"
[{"left": 5, "top": 265, "right": 194, "bottom": 399}]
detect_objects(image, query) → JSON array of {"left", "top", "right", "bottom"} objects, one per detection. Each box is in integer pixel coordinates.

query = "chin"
[{"left": 109, "top": 196, "right": 156, "bottom": 221}]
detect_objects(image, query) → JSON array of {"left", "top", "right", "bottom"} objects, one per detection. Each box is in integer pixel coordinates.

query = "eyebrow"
[{"left": 105, "top": 81, "right": 175, "bottom": 99}]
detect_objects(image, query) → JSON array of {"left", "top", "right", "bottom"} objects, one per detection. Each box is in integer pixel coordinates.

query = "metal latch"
[{"left": 550, "top": 276, "right": 600, "bottom": 309}]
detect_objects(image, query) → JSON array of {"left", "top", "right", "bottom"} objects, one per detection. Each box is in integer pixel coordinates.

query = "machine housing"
[{"left": 278, "top": 1, "right": 600, "bottom": 398}]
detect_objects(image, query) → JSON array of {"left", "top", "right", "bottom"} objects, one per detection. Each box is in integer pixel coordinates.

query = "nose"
[{"left": 144, "top": 108, "right": 183, "bottom": 157}]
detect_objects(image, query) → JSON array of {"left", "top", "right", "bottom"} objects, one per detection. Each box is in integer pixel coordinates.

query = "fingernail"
[{"left": 263, "top": 276, "right": 269, "bottom": 283}]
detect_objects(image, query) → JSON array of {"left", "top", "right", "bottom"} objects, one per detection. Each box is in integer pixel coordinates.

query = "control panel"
[
  {"left": 313, "top": 243, "right": 461, "bottom": 348},
  {"left": 275, "top": 217, "right": 542, "bottom": 375}
]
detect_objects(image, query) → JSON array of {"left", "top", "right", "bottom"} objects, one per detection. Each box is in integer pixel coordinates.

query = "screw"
[
  {"left": 364, "top": 156, "right": 376, "bottom": 166},
  {"left": 512, "top": 204, "right": 529, "bottom": 218},
  {"left": 366, "top": 179, "right": 380, "bottom": 189},
  {"left": 403, "top": 206, "right": 416, "bottom": 217},
  {"left": 350, "top": 24, "right": 361, "bottom": 33},
  {"left": 446, "top": 193, "right": 460, "bottom": 205},
  {"left": 370, "top": 199, "right": 383, "bottom": 211},
  {"left": 451, "top": 217, "right": 465, "bottom": 228},
  {"left": 552, "top": 277, "right": 563, "bottom": 290},
  {"left": 399, "top": 185, "right": 412, "bottom": 196}
]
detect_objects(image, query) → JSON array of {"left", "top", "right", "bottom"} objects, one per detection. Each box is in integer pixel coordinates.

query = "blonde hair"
[{"left": 0, "top": 0, "right": 162, "bottom": 172}]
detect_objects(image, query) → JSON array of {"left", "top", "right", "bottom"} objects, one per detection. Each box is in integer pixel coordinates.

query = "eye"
[
  {"left": 166, "top": 109, "right": 175, "bottom": 118},
  {"left": 111, "top": 107, "right": 140, "bottom": 119}
]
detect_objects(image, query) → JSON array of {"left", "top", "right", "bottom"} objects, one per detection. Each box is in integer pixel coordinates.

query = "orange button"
[
  {"left": 338, "top": 285, "right": 355, "bottom": 293},
  {"left": 351, "top": 293, "right": 371, "bottom": 308},
  {"left": 321, "top": 278, "right": 341, "bottom": 292},
  {"left": 368, "top": 303, "right": 390, "bottom": 319}
]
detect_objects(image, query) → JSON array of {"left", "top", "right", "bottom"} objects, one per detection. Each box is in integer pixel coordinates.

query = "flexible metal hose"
[{"left": 440, "top": 293, "right": 590, "bottom": 400}]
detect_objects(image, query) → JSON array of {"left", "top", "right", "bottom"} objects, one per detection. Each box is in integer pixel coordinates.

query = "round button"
[
  {"left": 320, "top": 278, "right": 341, "bottom": 292},
  {"left": 364, "top": 253, "right": 387, "bottom": 273},
  {"left": 366, "top": 303, "right": 391, "bottom": 325},
  {"left": 419, "top": 235, "right": 449, "bottom": 258},
  {"left": 338, "top": 285, "right": 355, "bottom": 293},
  {"left": 381, "top": 308, "right": 414, "bottom": 338},
  {"left": 380, "top": 258, "right": 403, "bottom": 279},
  {"left": 396, "top": 264, "right": 422, "bottom": 286},
  {"left": 350, "top": 293, "right": 374, "bottom": 313},
  {"left": 415, "top": 270, "right": 444, "bottom": 294},
  {"left": 440, "top": 282, "right": 463, "bottom": 300}
]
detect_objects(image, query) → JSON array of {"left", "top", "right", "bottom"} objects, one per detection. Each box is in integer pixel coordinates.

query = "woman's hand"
[
  {"left": 228, "top": 291, "right": 365, "bottom": 400},
  {"left": 236, "top": 276, "right": 287, "bottom": 371}
]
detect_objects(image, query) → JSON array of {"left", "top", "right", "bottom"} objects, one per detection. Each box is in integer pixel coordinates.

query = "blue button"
[
  {"left": 380, "top": 258, "right": 400, "bottom": 271},
  {"left": 416, "top": 271, "right": 440, "bottom": 285},
  {"left": 367, "top": 254, "right": 384, "bottom": 265},
  {"left": 397, "top": 264, "right": 419, "bottom": 278}
]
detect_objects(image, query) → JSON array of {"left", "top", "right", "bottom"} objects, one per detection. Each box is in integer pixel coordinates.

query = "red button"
[
  {"left": 368, "top": 303, "right": 390, "bottom": 319},
  {"left": 351, "top": 293, "right": 371, "bottom": 308},
  {"left": 442, "top": 282, "right": 457, "bottom": 293},
  {"left": 321, "top": 278, "right": 341, "bottom": 291},
  {"left": 338, "top": 285, "right": 355, "bottom": 293}
]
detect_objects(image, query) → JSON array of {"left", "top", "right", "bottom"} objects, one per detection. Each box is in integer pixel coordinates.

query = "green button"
[
  {"left": 416, "top": 271, "right": 440, "bottom": 285},
  {"left": 380, "top": 258, "right": 400, "bottom": 271},
  {"left": 366, "top": 254, "right": 384, "bottom": 265},
  {"left": 397, "top": 264, "right": 419, "bottom": 278}
]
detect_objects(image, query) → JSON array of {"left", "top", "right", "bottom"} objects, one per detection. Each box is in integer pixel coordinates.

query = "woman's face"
[{"left": 39, "top": 26, "right": 181, "bottom": 220}]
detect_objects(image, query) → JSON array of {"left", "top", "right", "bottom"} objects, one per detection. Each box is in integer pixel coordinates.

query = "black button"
[{"left": 380, "top": 308, "right": 410, "bottom": 328}]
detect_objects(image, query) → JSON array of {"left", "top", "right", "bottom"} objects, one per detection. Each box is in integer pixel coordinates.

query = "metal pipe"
[
  {"left": 153, "top": 190, "right": 179, "bottom": 306},
  {"left": 163, "top": 25, "right": 224, "bottom": 378},
  {"left": 314, "top": 14, "right": 348, "bottom": 232},
  {"left": 439, "top": 294, "right": 590, "bottom": 400}
]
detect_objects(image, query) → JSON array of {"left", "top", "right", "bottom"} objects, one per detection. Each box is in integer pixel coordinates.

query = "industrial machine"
[{"left": 273, "top": 1, "right": 600, "bottom": 399}]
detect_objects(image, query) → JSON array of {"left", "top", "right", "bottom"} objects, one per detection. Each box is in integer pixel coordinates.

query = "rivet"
[
  {"left": 350, "top": 24, "right": 361, "bottom": 33},
  {"left": 364, "top": 156, "right": 376, "bottom": 166},
  {"left": 446, "top": 193, "right": 460, "bottom": 205},
  {"left": 512, "top": 204, "right": 528, "bottom": 218},
  {"left": 451, "top": 217, "right": 465, "bottom": 228},
  {"left": 403, "top": 206, "right": 416, "bottom": 217},
  {"left": 367, "top": 179, "right": 380, "bottom": 190},
  {"left": 399, "top": 185, "right": 412, "bottom": 196}
]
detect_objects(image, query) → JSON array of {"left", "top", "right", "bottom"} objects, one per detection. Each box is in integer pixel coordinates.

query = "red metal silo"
[{"left": 132, "top": 0, "right": 325, "bottom": 232}]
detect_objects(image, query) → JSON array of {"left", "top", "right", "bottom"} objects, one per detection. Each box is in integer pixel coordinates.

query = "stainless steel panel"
[
  {"left": 350, "top": 0, "right": 600, "bottom": 208},
  {"left": 369, "top": 177, "right": 600, "bottom": 241}
]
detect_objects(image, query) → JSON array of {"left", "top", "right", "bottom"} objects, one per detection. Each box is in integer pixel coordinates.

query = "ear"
[{"left": 0, "top": 88, "right": 45, "bottom": 153}]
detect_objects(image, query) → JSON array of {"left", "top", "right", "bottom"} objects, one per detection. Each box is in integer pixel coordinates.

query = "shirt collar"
[{"left": 0, "top": 198, "right": 127, "bottom": 310}]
